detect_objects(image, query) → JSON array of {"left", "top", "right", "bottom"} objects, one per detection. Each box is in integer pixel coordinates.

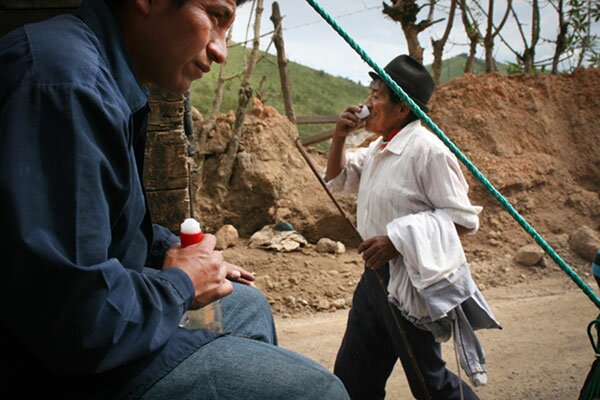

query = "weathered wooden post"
[
  {"left": 270, "top": 1, "right": 296, "bottom": 124},
  {"left": 144, "top": 86, "right": 191, "bottom": 232}
]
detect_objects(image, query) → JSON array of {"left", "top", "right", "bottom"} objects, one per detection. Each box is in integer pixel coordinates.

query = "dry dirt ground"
[
  {"left": 274, "top": 274, "right": 597, "bottom": 400},
  {"left": 221, "top": 246, "right": 599, "bottom": 399},
  {"left": 192, "top": 68, "right": 600, "bottom": 398}
]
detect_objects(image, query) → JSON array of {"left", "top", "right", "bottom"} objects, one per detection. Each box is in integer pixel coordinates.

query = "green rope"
[{"left": 304, "top": 0, "right": 600, "bottom": 310}]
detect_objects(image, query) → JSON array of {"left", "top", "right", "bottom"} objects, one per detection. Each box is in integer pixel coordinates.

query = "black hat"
[{"left": 369, "top": 54, "right": 434, "bottom": 113}]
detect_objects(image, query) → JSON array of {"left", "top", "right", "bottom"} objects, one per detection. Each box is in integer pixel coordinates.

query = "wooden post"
[
  {"left": 145, "top": 85, "right": 190, "bottom": 232},
  {"left": 270, "top": 1, "right": 296, "bottom": 124},
  {"left": 215, "top": 0, "right": 263, "bottom": 197}
]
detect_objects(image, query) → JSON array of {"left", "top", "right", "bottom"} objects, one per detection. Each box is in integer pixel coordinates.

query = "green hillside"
[
  {"left": 190, "top": 47, "right": 507, "bottom": 140},
  {"left": 426, "top": 53, "right": 509, "bottom": 84},
  {"left": 190, "top": 45, "right": 369, "bottom": 140}
]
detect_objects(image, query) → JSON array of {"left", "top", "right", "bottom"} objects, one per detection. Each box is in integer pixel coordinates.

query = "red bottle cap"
[{"left": 180, "top": 218, "right": 203, "bottom": 247}]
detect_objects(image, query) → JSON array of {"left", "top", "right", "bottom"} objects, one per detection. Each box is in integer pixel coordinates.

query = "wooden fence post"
[{"left": 270, "top": 1, "right": 296, "bottom": 124}]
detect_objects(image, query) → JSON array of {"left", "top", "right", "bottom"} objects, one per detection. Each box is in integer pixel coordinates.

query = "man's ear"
[
  {"left": 395, "top": 102, "right": 412, "bottom": 120},
  {"left": 132, "top": 0, "right": 152, "bottom": 16}
]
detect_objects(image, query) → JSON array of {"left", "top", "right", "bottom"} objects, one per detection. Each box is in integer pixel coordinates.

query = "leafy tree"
[{"left": 565, "top": 0, "right": 600, "bottom": 69}]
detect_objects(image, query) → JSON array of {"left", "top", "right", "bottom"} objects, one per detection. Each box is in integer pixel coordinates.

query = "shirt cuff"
[
  {"left": 441, "top": 206, "right": 482, "bottom": 234},
  {"left": 155, "top": 268, "right": 195, "bottom": 309},
  {"left": 322, "top": 168, "right": 346, "bottom": 192}
]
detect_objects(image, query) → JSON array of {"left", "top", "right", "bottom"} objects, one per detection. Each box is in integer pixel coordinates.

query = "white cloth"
[{"left": 325, "top": 120, "right": 500, "bottom": 385}]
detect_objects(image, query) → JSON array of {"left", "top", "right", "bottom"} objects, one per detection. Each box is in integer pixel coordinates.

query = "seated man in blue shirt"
[{"left": 0, "top": 1, "right": 349, "bottom": 399}]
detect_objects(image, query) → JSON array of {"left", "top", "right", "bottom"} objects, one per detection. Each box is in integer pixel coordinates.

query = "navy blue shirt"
[{"left": 0, "top": 0, "right": 216, "bottom": 397}]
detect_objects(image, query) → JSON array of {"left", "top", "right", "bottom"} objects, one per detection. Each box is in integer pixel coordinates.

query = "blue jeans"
[{"left": 141, "top": 282, "right": 349, "bottom": 400}]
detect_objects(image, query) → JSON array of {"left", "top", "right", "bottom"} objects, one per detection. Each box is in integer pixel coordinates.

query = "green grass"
[
  {"left": 189, "top": 48, "right": 508, "bottom": 146},
  {"left": 190, "top": 45, "right": 369, "bottom": 144},
  {"left": 426, "top": 53, "right": 509, "bottom": 84}
]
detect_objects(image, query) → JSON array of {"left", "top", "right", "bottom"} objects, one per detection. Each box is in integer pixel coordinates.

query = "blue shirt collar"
[{"left": 77, "top": 0, "right": 149, "bottom": 112}]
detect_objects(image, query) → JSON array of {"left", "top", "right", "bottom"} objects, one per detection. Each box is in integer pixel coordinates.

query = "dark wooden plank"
[{"left": 300, "top": 130, "right": 335, "bottom": 146}]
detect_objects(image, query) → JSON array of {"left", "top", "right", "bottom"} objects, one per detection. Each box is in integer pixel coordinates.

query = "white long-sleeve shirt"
[{"left": 327, "top": 120, "right": 482, "bottom": 310}]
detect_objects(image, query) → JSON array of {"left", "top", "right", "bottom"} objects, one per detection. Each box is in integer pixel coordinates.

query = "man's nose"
[{"left": 208, "top": 32, "right": 227, "bottom": 64}]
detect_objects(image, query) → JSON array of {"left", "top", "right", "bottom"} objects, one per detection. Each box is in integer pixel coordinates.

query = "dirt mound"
[
  {"left": 194, "top": 69, "right": 600, "bottom": 317},
  {"left": 191, "top": 99, "right": 360, "bottom": 246},
  {"left": 429, "top": 69, "right": 600, "bottom": 267}
]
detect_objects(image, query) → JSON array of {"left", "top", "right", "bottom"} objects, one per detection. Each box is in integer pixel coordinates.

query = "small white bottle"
[{"left": 355, "top": 104, "right": 370, "bottom": 119}]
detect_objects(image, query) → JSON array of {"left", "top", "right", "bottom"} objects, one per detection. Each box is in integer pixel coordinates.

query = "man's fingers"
[
  {"left": 215, "top": 279, "right": 234, "bottom": 300},
  {"left": 357, "top": 239, "right": 372, "bottom": 253},
  {"left": 195, "top": 233, "right": 217, "bottom": 251},
  {"left": 227, "top": 270, "right": 241, "bottom": 280},
  {"left": 230, "top": 277, "right": 256, "bottom": 287},
  {"left": 224, "top": 261, "right": 256, "bottom": 281},
  {"left": 361, "top": 244, "right": 379, "bottom": 261},
  {"left": 237, "top": 268, "right": 256, "bottom": 281}
]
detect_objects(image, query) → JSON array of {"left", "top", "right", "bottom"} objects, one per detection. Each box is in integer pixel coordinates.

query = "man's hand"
[
  {"left": 163, "top": 234, "right": 232, "bottom": 309},
  {"left": 333, "top": 104, "right": 365, "bottom": 139},
  {"left": 224, "top": 261, "right": 256, "bottom": 287},
  {"left": 358, "top": 235, "right": 399, "bottom": 270}
]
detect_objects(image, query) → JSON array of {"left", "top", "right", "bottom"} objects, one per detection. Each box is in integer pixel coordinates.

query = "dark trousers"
[{"left": 334, "top": 265, "right": 479, "bottom": 400}]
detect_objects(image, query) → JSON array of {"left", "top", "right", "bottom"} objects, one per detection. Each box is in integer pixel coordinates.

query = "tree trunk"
[
  {"left": 404, "top": 24, "right": 424, "bottom": 63},
  {"left": 484, "top": 0, "right": 495, "bottom": 72},
  {"left": 382, "top": 0, "right": 441, "bottom": 64},
  {"left": 522, "top": 0, "right": 540, "bottom": 72},
  {"left": 551, "top": 0, "right": 567, "bottom": 74},
  {"left": 483, "top": 0, "right": 512, "bottom": 73},
  {"left": 431, "top": 0, "right": 458, "bottom": 84},
  {"left": 217, "top": 0, "right": 264, "bottom": 196},
  {"left": 460, "top": 0, "right": 481, "bottom": 73},
  {"left": 215, "top": 82, "right": 253, "bottom": 201},
  {"left": 270, "top": 1, "right": 296, "bottom": 123},
  {"left": 211, "top": 27, "right": 234, "bottom": 118},
  {"left": 243, "top": 0, "right": 264, "bottom": 82}
]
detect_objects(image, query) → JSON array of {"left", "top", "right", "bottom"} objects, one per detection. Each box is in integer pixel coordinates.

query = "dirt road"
[{"left": 275, "top": 275, "right": 598, "bottom": 399}]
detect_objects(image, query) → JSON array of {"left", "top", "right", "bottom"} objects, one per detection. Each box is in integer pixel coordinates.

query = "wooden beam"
[
  {"left": 271, "top": 1, "right": 296, "bottom": 124},
  {"left": 300, "top": 129, "right": 335, "bottom": 146}
]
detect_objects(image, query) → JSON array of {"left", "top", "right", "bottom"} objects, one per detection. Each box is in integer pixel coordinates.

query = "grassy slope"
[
  {"left": 190, "top": 45, "right": 369, "bottom": 138},
  {"left": 190, "top": 48, "right": 507, "bottom": 140},
  {"left": 428, "top": 53, "right": 509, "bottom": 84}
]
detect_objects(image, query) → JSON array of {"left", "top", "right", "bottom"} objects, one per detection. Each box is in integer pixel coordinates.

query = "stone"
[
  {"left": 316, "top": 299, "right": 330, "bottom": 311},
  {"left": 316, "top": 238, "right": 346, "bottom": 254},
  {"left": 568, "top": 226, "right": 600, "bottom": 261},
  {"left": 215, "top": 224, "right": 239, "bottom": 250},
  {"left": 514, "top": 244, "right": 545, "bottom": 266},
  {"left": 316, "top": 238, "right": 337, "bottom": 253},
  {"left": 331, "top": 298, "right": 346, "bottom": 309}
]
